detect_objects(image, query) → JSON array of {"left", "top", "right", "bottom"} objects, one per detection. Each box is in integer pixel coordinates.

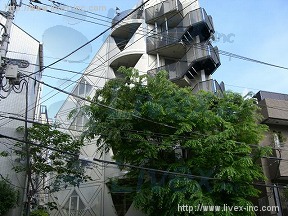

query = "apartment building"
[
  {"left": 0, "top": 15, "right": 44, "bottom": 215},
  {"left": 255, "top": 91, "right": 288, "bottom": 216},
  {"left": 53, "top": 0, "right": 221, "bottom": 215}
]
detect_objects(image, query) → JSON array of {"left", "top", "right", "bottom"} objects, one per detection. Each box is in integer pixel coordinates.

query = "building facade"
[
  {"left": 255, "top": 91, "right": 288, "bottom": 216},
  {"left": 0, "top": 15, "right": 44, "bottom": 215},
  {"left": 53, "top": 0, "right": 220, "bottom": 215}
]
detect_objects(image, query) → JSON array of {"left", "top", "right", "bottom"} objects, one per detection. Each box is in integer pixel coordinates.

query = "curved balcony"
[
  {"left": 112, "top": 9, "right": 144, "bottom": 27},
  {"left": 186, "top": 43, "right": 220, "bottom": 76},
  {"left": 191, "top": 79, "right": 225, "bottom": 95},
  {"left": 146, "top": 8, "right": 215, "bottom": 57},
  {"left": 179, "top": 8, "right": 214, "bottom": 42},
  {"left": 111, "top": 9, "right": 144, "bottom": 51},
  {"left": 145, "top": 0, "right": 183, "bottom": 27},
  {"left": 110, "top": 53, "right": 143, "bottom": 78},
  {"left": 147, "top": 43, "right": 220, "bottom": 86},
  {"left": 146, "top": 28, "right": 187, "bottom": 59}
]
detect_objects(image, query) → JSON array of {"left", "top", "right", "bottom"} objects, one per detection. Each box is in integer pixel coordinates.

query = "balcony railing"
[
  {"left": 146, "top": 27, "right": 185, "bottom": 55},
  {"left": 148, "top": 61, "right": 188, "bottom": 81},
  {"left": 145, "top": 0, "right": 182, "bottom": 24},
  {"left": 147, "top": 43, "right": 220, "bottom": 85},
  {"left": 186, "top": 43, "right": 220, "bottom": 74},
  {"left": 191, "top": 79, "right": 224, "bottom": 94},
  {"left": 112, "top": 9, "right": 144, "bottom": 26},
  {"left": 179, "top": 8, "right": 214, "bottom": 35},
  {"left": 146, "top": 8, "right": 215, "bottom": 54}
]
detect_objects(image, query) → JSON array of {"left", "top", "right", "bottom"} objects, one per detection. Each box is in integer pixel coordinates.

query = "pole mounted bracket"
[{"left": 5, "top": 57, "right": 30, "bottom": 68}]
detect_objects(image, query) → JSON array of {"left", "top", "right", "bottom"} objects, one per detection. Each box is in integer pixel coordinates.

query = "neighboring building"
[
  {"left": 0, "top": 15, "right": 44, "bottom": 215},
  {"left": 53, "top": 0, "right": 220, "bottom": 215},
  {"left": 255, "top": 91, "right": 288, "bottom": 216}
]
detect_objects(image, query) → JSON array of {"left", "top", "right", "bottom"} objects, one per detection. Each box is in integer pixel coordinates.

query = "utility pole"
[
  {"left": 0, "top": 0, "right": 20, "bottom": 87},
  {"left": 1, "top": 2, "right": 32, "bottom": 216},
  {"left": 0, "top": 0, "right": 17, "bottom": 58}
]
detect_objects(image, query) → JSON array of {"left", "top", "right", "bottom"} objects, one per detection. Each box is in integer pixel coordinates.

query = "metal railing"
[
  {"left": 186, "top": 43, "right": 220, "bottom": 67},
  {"left": 147, "top": 42, "right": 220, "bottom": 82},
  {"left": 179, "top": 8, "right": 214, "bottom": 33},
  {"left": 146, "top": 28, "right": 185, "bottom": 53},
  {"left": 191, "top": 79, "right": 224, "bottom": 94},
  {"left": 148, "top": 61, "right": 188, "bottom": 81},
  {"left": 112, "top": 9, "right": 144, "bottom": 26},
  {"left": 145, "top": 0, "right": 182, "bottom": 23},
  {"left": 146, "top": 8, "right": 215, "bottom": 53}
]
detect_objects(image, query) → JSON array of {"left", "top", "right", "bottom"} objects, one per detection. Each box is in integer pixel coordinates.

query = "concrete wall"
[{"left": 0, "top": 17, "right": 43, "bottom": 216}]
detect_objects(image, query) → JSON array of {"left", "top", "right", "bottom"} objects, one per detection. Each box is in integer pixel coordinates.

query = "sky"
[{"left": 1, "top": 0, "right": 288, "bottom": 118}]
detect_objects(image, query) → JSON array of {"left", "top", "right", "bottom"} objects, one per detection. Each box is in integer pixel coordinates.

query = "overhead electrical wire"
[
  {"left": 2, "top": 0, "right": 287, "bottom": 193},
  {"left": 1, "top": 131, "right": 287, "bottom": 189},
  {"left": 23, "top": 0, "right": 153, "bottom": 78},
  {"left": 30, "top": 1, "right": 112, "bottom": 25},
  {"left": 22, "top": 0, "right": 199, "bottom": 84},
  {"left": 18, "top": 59, "right": 288, "bottom": 115},
  {"left": 6, "top": 0, "right": 288, "bottom": 80},
  {"left": 1, "top": 79, "right": 286, "bottom": 156},
  {"left": 0, "top": 68, "right": 107, "bottom": 128},
  {"left": 0, "top": 0, "right": 198, "bottom": 127},
  {"left": 23, "top": 3, "right": 111, "bottom": 28},
  {"left": 0, "top": 132, "right": 218, "bottom": 180},
  {"left": 39, "top": 0, "right": 288, "bottom": 71},
  {"left": 19, "top": 69, "right": 105, "bottom": 88},
  {"left": 2, "top": 0, "right": 288, "bottom": 154},
  {"left": 28, "top": 0, "right": 288, "bottom": 73},
  {"left": 7, "top": 113, "right": 288, "bottom": 154}
]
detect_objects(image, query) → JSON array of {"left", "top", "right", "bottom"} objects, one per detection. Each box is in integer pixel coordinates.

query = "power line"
[
  {"left": 42, "top": 0, "right": 288, "bottom": 71},
  {"left": 5, "top": 0, "right": 198, "bottom": 130},
  {"left": 0, "top": 0, "right": 198, "bottom": 129},
  {"left": 0, "top": 0, "right": 156, "bottom": 127},
  {"left": 39, "top": 1, "right": 111, "bottom": 24},
  {"left": 2, "top": 103, "right": 288, "bottom": 155},
  {"left": 20, "top": 69, "right": 106, "bottom": 88},
  {"left": 19, "top": 60, "right": 288, "bottom": 115},
  {"left": 22, "top": 62, "right": 111, "bottom": 80},
  {"left": 21, "top": 70, "right": 288, "bottom": 153},
  {"left": 23, "top": 3, "right": 111, "bottom": 28},
  {"left": 24, "top": 0, "right": 153, "bottom": 78},
  {"left": 1, "top": 130, "right": 287, "bottom": 189},
  {"left": 0, "top": 132, "right": 218, "bottom": 180},
  {"left": 12, "top": 0, "right": 288, "bottom": 81},
  {"left": 47, "top": 0, "right": 116, "bottom": 21},
  {"left": 4, "top": 0, "right": 288, "bottom": 148}
]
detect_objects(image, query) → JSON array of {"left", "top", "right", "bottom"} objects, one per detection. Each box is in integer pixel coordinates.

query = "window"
[
  {"left": 73, "top": 78, "right": 92, "bottom": 98},
  {"left": 63, "top": 191, "right": 85, "bottom": 216},
  {"left": 69, "top": 112, "right": 88, "bottom": 132}
]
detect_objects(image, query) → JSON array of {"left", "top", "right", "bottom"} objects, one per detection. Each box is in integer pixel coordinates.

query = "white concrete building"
[
  {"left": 0, "top": 15, "right": 44, "bottom": 216},
  {"left": 53, "top": 0, "right": 220, "bottom": 215}
]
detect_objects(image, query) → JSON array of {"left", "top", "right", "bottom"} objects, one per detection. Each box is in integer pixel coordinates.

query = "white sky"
[{"left": 1, "top": 0, "right": 288, "bottom": 118}]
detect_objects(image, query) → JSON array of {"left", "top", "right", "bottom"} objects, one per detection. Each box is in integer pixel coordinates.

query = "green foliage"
[
  {"left": 30, "top": 209, "right": 49, "bottom": 216},
  {"left": 12, "top": 124, "right": 91, "bottom": 210},
  {"left": 0, "top": 179, "right": 19, "bottom": 216},
  {"left": 0, "top": 151, "right": 9, "bottom": 157},
  {"left": 81, "top": 67, "right": 271, "bottom": 215}
]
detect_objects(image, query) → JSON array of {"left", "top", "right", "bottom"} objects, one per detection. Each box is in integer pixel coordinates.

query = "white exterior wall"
[
  {"left": 53, "top": 0, "right": 205, "bottom": 215},
  {"left": 0, "top": 17, "right": 43, "bottom": 216}
]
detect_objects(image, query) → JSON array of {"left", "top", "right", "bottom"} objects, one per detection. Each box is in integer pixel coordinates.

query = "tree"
[
  {"left": 12, "top": 124, "right": 91, "bottom": 212},
  {"left": 80, "top": 67, "right": 271, "bottom": 215},
  {"left": 0, "top": 179, "right": 19, "bottom": 216}
]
